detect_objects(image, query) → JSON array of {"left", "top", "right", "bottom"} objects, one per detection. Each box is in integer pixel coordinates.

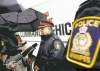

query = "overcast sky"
[{"left": 17, "top": 0, "right": 86, "bottom": 24}]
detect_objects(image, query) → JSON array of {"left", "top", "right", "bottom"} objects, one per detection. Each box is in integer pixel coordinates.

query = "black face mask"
[{"left": 41, "top": 33, "right": 53, "bottom": 40}]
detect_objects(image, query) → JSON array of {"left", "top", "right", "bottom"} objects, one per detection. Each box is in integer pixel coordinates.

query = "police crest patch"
[{"left": 66, "top": 16, "right": 100, "bottom": 68}]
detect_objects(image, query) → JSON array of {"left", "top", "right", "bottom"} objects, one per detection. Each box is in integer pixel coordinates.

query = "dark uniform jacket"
[{"left": 34, "top": 34, "right": 65, "bottom": 71}]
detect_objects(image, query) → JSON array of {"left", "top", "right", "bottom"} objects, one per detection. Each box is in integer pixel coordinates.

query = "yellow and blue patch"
[{"left": 66, "top": 16, "right": 100, "bottom": 68}]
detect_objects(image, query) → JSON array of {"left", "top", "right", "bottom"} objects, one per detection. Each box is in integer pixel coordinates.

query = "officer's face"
[{"left": 39, "top": 26, "right": 52, "bottom": 36}]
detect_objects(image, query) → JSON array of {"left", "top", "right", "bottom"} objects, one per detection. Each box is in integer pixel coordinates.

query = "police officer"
[{"left": 34, "top": 17, "right": 65, "bottom": 71}]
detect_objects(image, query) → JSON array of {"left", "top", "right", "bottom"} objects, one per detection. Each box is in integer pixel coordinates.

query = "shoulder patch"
[{"left": 66, "top": 16, "right": 100, "bottom": 68}]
